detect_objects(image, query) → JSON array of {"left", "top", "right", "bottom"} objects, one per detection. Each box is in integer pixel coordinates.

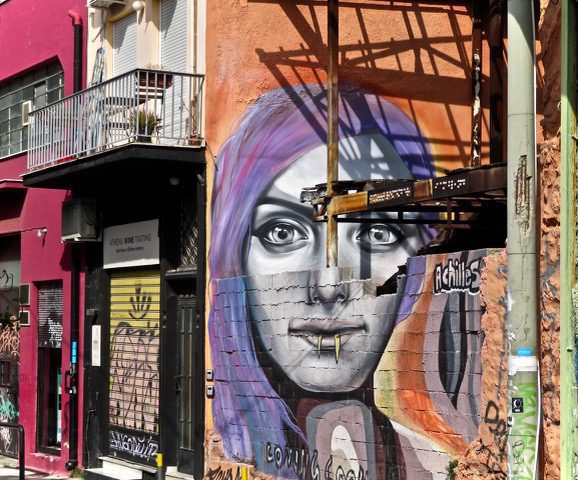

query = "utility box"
[{"left": 61, "top": 199, "right": 99, "bottom": 242}]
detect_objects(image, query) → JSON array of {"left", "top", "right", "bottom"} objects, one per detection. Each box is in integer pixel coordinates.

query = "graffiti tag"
[
  {"left": 206, "top": 465, "right": 246, "bottom": 480},
  {"left": 0, "top": 395, "right": 17, "bottom": 422},
  {"left": 508, "top": 381, "right": 538, "bottom": 480},
  {"left": 0, "top": 326, "right": 19, "bottom": 357},
  {"left": 109, "top": 430, "right": 159, "bottom": 461},
  {"left": 434, "top": 258, "right": 481, "bottom": 295},
  {"left": 265, "top": 443, "right": 369, "bottom": 480},
  {"left": 0, "top": 391, "right": 17, "bottom": 453},
  {"left": 477, "top": 400, "right": 507, "bottom": 473}
]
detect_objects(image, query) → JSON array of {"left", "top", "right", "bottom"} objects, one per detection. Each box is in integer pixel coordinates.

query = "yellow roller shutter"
[{"left": 109, "top": 269, "right": 160, "bottom": 436}]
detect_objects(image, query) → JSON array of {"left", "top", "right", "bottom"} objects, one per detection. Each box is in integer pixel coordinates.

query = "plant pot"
[
  {"left": 138, "top": 71, "right": 173, "bottom": 90},
  {"left": 136, "top": 134, "right": 152, "bottom": 143}
]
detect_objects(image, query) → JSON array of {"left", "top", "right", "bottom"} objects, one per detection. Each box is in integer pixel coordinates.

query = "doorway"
[{"left": 176, "top": 294, "right": 196, "bottom": 474}]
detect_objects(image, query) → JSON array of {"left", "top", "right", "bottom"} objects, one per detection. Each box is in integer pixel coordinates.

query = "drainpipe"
[
  {"left": 506, "top": 1, "right": 540, "bottom": 479},
  {"left": 68, "top": 11, "right": 83, "bottom": 94},
  {"left": 65, "top": 10, "right": 83, "bottom": 472},
  {"left": 560, "top": 0, "right": 578, "bottom": 476}
]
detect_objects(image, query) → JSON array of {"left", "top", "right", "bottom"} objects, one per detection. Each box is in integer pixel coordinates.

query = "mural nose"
[{"left": 307, "top": 268, "right": 350, "bottom": 304}]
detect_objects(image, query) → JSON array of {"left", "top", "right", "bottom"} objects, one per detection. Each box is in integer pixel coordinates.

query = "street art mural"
[
  {"left": 0, "top": 324, "right": 19, "bottom": 457},
  {"left": 208, "top": 86, "right": 491, "bottom": 478},
  {"left": 109, "top": 271, "right": 160, "bottom": 464}
]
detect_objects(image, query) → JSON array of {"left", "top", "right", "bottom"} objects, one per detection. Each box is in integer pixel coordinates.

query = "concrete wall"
[{"left": 0, "top": 0, "right": 87, "bottom": 473}]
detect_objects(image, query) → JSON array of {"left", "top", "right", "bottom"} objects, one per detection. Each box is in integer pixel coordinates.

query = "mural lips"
[{"left": 288, "top": 317, "right": 365, "bottom": 363}]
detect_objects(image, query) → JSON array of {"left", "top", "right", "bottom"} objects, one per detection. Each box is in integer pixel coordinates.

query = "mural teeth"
[
  {"left": 317, "top": 335, "right": 323, "bottom": 358},
  {"left": 334, "top": 334, "right": 341, "bottom": 364}
]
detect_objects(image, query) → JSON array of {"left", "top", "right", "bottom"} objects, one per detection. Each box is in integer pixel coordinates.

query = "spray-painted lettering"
[
  {"left": 434, "top": 258, "right": 481, "bottom": 294},
  {"left": 109, "top": 430, "right": 159, "bottom": 461}
]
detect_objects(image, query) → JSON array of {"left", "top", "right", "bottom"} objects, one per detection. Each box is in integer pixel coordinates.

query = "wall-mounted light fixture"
[
  {"left": 37, "top": 228, "right": 47, "bottom": 238},
  {"left": 132, "top": 0, "right": 144, "bottom": 12}
]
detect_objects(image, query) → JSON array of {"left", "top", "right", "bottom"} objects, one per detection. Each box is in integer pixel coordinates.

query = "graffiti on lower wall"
[
  {"left": 109, "top": 428, "right": 159, "bottom": 462},
  {"left": 0, "top": 324, "right": 19, "bottom": 457}
]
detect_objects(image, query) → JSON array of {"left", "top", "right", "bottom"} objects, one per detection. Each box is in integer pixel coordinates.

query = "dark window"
[
  {"left": 0, "top": 361, "right": 11, "bottom": 387},
  {"left": 0, "top": 63, "right": 64, "bottom": 158}
]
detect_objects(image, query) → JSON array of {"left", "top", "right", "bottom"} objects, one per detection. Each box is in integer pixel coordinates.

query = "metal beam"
[{"left": 326, "top": 0, "right": 339, "bottom": 267}]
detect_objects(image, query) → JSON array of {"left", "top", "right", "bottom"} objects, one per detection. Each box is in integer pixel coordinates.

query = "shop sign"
[{"left": 103, "top": 220, "right": 159, "bottom": 269}]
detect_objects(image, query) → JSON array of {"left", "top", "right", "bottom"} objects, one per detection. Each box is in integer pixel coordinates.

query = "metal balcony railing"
[{"left": 27, "top": 69, "right": 204, "bottom": 171}]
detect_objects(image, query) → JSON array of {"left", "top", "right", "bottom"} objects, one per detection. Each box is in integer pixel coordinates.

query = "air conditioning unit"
[
  {"left": 62, "top": 199, "right": 100, "bottom": 242},
  {"left": 87, "top": 0, "right": 125, "bottom": 8}
]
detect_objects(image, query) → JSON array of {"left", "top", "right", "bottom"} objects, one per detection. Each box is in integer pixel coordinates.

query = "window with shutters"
[
  {"left": 112, "top": 13, "right": 138, "bottom": 77},
  {"left": 36, "top": 281, "right": 63, "bottom": 452},
  {"left": 0, "top": 62, "right": 63, "bottom": 158},
  {"left": 160, "top": 0, "right": 188, "bottom": 72}
]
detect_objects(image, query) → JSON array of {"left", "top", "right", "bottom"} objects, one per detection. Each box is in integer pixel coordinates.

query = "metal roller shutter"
[
  {"left": 109, "top": 269, "right": 160, "bottom": 436},
  {"left": 113, "top": 13, "right": 138, "bottom": 76},
  {"left": 38, "top": 282, "right": 63, "bottom": 348},
  {"left": 160, "top": 0, "right": 189, "bottom": 142},
  {"left": 160, "top": 0, "right": 188, "bottom": 72}
]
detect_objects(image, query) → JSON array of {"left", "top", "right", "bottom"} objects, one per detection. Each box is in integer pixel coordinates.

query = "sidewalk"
[{"left": 0, "top": 455, "right": 68, "bottom": 480}]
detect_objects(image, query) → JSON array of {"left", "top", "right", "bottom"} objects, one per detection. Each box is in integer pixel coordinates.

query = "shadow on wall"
[{"left": 253, "top": 0, "right": 493, "bottom": 171}]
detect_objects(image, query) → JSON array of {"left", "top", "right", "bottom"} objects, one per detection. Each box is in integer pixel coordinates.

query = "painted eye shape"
[
  {"left": 255, "top": 221, "right": 309, "bottom": 248},
  {"left": 356, "top": 223, "right": 402, "bottom": 250}
]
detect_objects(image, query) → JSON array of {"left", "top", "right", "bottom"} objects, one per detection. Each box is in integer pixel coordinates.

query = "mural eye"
[
  {"left": 356, "top": 223, "right": 402, "bottom": 251},
  {"left": 255, "top": 221, "right": 309, "bottom": 249}
]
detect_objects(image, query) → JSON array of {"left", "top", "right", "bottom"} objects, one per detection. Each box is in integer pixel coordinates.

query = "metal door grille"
[
  {"left": 38, "top": 282, "right": 63, "bottom": 348},
  {"left": 178, "top": 295, "right": 195, "bottom": 450},
  {"left": 180, "top": 197, "right": 198, "bottom": 267}
]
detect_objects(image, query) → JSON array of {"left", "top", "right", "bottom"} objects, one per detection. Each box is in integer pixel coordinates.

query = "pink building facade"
[{"left": 0, "top": 0, "right": 87, "bottom": 473}]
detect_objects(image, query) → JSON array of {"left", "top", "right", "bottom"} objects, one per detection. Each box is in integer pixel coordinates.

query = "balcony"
[{"left": 27, "top": 69, "right": 204, "bottom": 173}]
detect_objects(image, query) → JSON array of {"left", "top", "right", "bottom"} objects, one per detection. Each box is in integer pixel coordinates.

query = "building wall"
[
  {"left": 207, "top": 250, "right": 507, "bottom": 479},
  {"left": 202, "top": 1, "right": 516, "bottom": 479},
  {"left": 536, "top": 1, "right": 561, "bottom": 479},
  {"left": 0, "top": 0, "right": 87, "bottom": 473}
]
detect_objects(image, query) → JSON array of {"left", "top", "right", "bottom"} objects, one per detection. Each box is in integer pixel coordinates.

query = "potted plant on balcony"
[{"left": 130, "top": 110, "right": 162, "bottom": 142}]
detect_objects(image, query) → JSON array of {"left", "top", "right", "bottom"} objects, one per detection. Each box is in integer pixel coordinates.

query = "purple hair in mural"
[{"left": 209, "top": 84, "right": 435, "bottom": 477}]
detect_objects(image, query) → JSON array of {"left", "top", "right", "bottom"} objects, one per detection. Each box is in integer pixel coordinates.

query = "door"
[
  {"left": 177, "top": 294, "right": 195, "bottom": 474},
  {"left": 109, "top": 269, "right": 161, "bottom": 466}
]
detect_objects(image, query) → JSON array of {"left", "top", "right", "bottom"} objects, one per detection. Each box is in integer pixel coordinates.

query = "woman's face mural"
[
  {"left": 244, "top": 133, "right": 428, "bottom": 392},
  {"left": 208, "top": 87, "right": 474, "bottom": 477}
]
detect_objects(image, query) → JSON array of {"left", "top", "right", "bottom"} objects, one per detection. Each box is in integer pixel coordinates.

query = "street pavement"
[{"left": 0, "top": 455, "right": 68, "bottom": 480}]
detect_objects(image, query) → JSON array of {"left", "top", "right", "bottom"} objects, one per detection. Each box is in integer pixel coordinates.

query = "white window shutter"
[
  {"left": 160, "top": 0, "right": 188, "bottom": 72},
  {"left": 113, "top": 13, "right": 138, "bottom": 76}
]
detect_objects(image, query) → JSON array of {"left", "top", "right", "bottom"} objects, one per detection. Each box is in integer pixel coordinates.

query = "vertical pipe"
[
  {"left": 470, "top": 0, "right": 483, "bottom": 167},
  {"left": 326, "top": 0, "right": 339, "bottom": 268},
  {"left": 489, "top": 0, "right": 505, "bottom": 164},
  {"left": 66, "top": 10, "right": 82, "bottom": 472},
  {"left": 560, "top": 0, "right": 578, "bottom": 476},
  {"left": 506, "top": 1, "right": 540, "bottom": 478}
]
